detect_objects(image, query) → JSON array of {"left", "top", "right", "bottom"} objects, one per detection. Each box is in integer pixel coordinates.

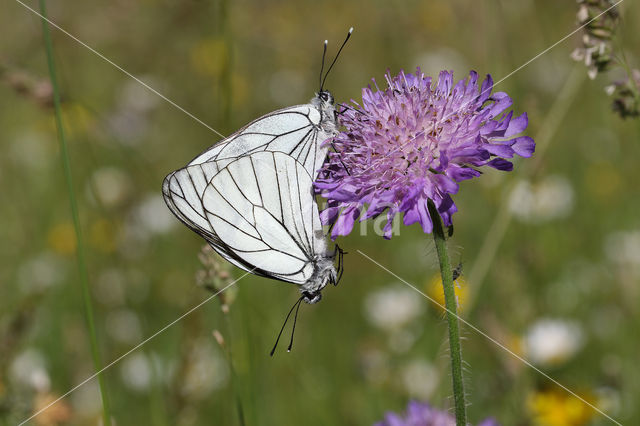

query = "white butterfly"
[
  {"left": 164, "top": 151, "right": 344, "bottom": 304},
  {"left": 162, "top": 30, "right": 352, "bottom": 304},
  {"left": 162, "top": 88, "right": 338, "bottom": 245}
]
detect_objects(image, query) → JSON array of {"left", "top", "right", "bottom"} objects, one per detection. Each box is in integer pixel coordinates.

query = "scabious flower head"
[
  {"left": 315, "top": 69, "right": 534, "bottom": 239},
  {"left": 375, "top": 401, "right": 499, "bottom": 426}
]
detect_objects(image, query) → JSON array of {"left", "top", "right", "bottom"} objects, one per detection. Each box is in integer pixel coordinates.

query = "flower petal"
[
  {"left": 504, "top": 112, "right": 528, "bottom": 136},
  {"left": 512, "top": 136, "right": 536, "bottom": 157},
  {"left": 486, "top": 158, "right": 513, "bottom": 171}
]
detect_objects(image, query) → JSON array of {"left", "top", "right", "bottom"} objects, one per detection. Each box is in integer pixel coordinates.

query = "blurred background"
[{"left": 1, "top": 0, "right": 639, "bottom": 425}]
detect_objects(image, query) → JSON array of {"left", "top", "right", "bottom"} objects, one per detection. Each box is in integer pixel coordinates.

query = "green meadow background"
[{"left": 1, "top": 0, "right": 639, "bottom": 425}]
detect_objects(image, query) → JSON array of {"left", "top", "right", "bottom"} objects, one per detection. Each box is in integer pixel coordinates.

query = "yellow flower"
[
  {"left": 528, "top": 389, "right": 597, "bottom": 426},
  {"left": 425, "top": 272, "right": 468, "bottom": 314},
  {"left": 47, "top": 223, "right": 76, "bottom": 255},
  {"left": 42, "top": 103, "right": 94, "bottom": 139},
  {"left": 89, "top": 219, "right": 117, "bottom": 253}
]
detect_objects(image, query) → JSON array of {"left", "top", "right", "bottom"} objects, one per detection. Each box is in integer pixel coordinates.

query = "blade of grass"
[{"left": 38, "top": 1, "right": 112, "bottom": 424}]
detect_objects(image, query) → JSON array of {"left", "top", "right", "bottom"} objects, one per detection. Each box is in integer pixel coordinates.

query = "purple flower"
[
  {"left": 374, "top": 401, "right": 500, "bottom": 426},
  {"left": 316, "top": 69, "right": 534, "bottom": 239}
]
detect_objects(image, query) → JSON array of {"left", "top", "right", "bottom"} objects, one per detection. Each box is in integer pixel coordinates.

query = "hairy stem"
[
  {"left": 428, "top": 201, "right": 466, "bottom": 425},
  {"left": 39, "top": 1, "right": 112, "bottom": 424}
]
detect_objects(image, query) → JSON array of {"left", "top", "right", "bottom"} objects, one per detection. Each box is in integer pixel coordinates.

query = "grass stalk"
[{"left": 38, "top": 2, "right": 112, "bottom": 424}]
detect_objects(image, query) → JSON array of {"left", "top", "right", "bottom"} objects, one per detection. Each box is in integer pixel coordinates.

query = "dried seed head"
[{"left": 195, "top": 244, "right": 237, "bottom": 308}]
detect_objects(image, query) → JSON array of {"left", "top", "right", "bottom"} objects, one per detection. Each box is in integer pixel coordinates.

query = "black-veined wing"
[
  {"left": 202, "top": 151, "right": 325, "bottom": 284},
  {"left": 163, "top": 151, "right": 334, "bottom": 288},
  {"left": 188, "top": 102, "right": 335, "bottom": 179}
]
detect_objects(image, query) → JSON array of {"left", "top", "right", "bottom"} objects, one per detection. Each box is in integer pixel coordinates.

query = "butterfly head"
[
  {"left": 301, "top": 290, "right": 322, "bottom": 304},
  {"left": 312, "top": 90, "right": 335, "bottom": 111},
  {"left": 312, "top": 91, "right": 338, "bottom": 134},
  {"left": 317, "top": 90, "right": 334, "bottom": 106}
]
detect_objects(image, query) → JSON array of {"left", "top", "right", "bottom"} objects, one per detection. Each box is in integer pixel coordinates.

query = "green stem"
[
  {"left": 221, "top": 310, "right": 246, "bottom": 426},
  {"left": 428, "top": 201, "right": 466, "bottom": 426},
  {"left": 39, "top": 2, "right": 112, "bottom": 425}
]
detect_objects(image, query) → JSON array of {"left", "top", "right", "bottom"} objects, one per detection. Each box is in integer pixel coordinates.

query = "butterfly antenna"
[
  {"left": 270, "top": 296, "right": 303, "bottom": 356},
  {"left": 319, "top": 40, "right": 328, "bottom": 92},
  {"left": 321, "top": 27, "right": 353, "bottom": 91},
  {"left": 287, "top": 298, "right": 304, "bottom": 352}
]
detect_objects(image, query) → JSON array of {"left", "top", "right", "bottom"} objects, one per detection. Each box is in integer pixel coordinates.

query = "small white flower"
[
  {"left": 132, "top": 194, "right": 177, "bottom": 236},
  {"left": 120, "top": 194, "right": 177, "bottom": 257},
  {"left": 523, "top": 318, "right": 584, "bottom": 366},
  {"left": 17, "top": 252, "right": 66, "bottom": 294},
  {"left": 106, "top": 309, "right": 143, "bottom": 344},
  {"left": 120, "top": 353, "right": 152, "bottom": 392},
  {"left": 71, "top": 381, "right": 102, "bottom": 417},
  {"left": 119, "top": 78, "right": 161, "bottom": 112},
  {"left": 509, "top": 176, "right": 574, "bottom": 223},
  {"left": 400, "top": 359, "right": 439, "bottom": 399},
  {"left": 604, "top": 230, "right": 640, "bottom": 267},
  {"left": 9, "top": 349, "right": 51, "bottom": 392},
  {"left": 9, "top": 131, "right": 54, "bottom": 171},
  {"left": 88, "top": 167, "right": 131, "bottom": 208},
  {"left": 364, "top": 285, "right": 424, "bottom": 331}
]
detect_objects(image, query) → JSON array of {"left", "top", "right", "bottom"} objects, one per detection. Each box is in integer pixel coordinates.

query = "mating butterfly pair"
[{"left": 162, "top": 31, "right": 353, "bottom": 344}]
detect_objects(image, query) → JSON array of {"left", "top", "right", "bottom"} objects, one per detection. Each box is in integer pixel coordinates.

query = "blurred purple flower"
[
  {"left": 375, "top": 401, "right": 499, "bottom": 426},
  {"left": 316, "top": 69, "right": 534, "bottom": 239}
]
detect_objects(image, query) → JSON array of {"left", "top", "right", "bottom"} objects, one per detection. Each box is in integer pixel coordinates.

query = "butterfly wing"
[
  {"left": 165, "top": 151, "right": 323, "bottom": 285},
  {"left": 162, "top": 161, "right": 226, "bottom": 246},
  {"left": 188, "top": 104, "right": 334, "bottom": 179}
]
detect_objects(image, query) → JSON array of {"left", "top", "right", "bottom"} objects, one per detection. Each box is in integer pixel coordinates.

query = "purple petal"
[
  {"left": 504, "top": 112, "right": 528, "bottom": 136},
  {"left": 511, "top": 136, "right": 536, "bottom": 157},
  {"left": 486, "top": 158, "right": 513, "bottom": 171},
  {"left": 479, "top": 74, "right": 494, "bottom": 103},
  {"left": 446, "top": 165, "right": 481, "bottom": 182},
  {"left": 330, "top": 206, "right": 360, "bottom": 240},
  {"left": 485, "top": 143, "right": 515, "bottom": 158},
  {"left": 432, "top": 174, "right": 459, "bottom": 195},
  {"left": 486, "top": 92, "right": 513, "bottom": 117},
  {"left": 478, "top": 418, "right": 501, "bottom": 426},
  {"left": 436, "top": 70, "right": 454, "bottom": 95}
]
